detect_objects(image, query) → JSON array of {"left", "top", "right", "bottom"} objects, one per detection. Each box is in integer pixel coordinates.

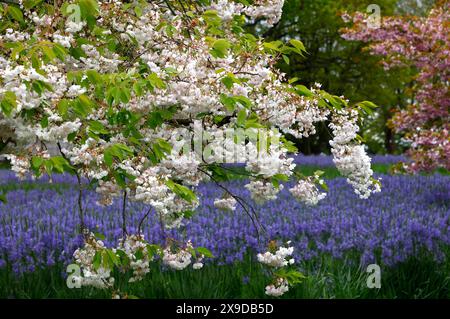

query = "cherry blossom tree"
[
  {"left": 0, "top": 0, "right": 380, "bottom": 297},
  {"left": 341, "top": 1, "right": 449, "bottom": 172}
]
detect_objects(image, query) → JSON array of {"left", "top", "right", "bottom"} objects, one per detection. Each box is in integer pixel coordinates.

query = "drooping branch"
[
  {"left": 57, "top": 142, "right": 86, "bottom": 237},
  {"left": 137, "top": 207, "right": 152, "bottom": 236},
  {"left": 121, "top": 190, "right": 128, "bottom": 238},
  {"left": 198, "top": 167, "right": 266, "bottom": 240}
]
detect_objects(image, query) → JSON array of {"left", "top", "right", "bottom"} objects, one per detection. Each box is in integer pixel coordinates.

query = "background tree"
[
  {"left": 260, "top": 0, "right": 434, "bottom": 155},
  {"left": 341, "top": 0, "right": 449, "bottom": 172}
]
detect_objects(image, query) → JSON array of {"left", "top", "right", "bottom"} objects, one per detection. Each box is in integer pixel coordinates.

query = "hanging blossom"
[
  {"left": 258, "top": 241, "right": 301, "bottom": 297},
  {"left": 117, "top": 235, "right": 152, "bottom": 283},
  {"left": 162, "top": 240, "right": 204, "bottom": 271},
  {"left": 210, "top": 0, "right": 285, "bottom": 27},
  {"left": 257, "top": 245, "right": 295, "bottom": 268},
  {"left": 72, "top": 233, "right": 206, "bottom": 293},
  {"left": 289, "top": 177, "right": 327, "bottom": 206},
  {"left": 329, "top": 109, "right": 381, "bottom": 199},
  {"left": 341, "top": 2, "right": 450, "bottom": 172},
  {"left": 72, "top": 234, "right": 115, "bottom": 289},
  {"left": 214, "top": 196, "right": 237, "bottom": 211},
  {"left": 265, "top": 278, "right": 290, "bottom": 297}
]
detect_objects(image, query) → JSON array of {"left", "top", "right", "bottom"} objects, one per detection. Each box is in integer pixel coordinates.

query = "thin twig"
[
  {"left": 198, "top": 167, "right": 266, "bottom": 240},
  {"left": 138, "top": 207, "right": 152, "bottom": 235},
  {"left": 159, "top": 212, "right": 167, "bottom": 242},
  {"left": 121, "top": 190, "right": 128, "bottom": 237},
  {"left": 57, "top": 142, "right": 86, "bottom": 238}
]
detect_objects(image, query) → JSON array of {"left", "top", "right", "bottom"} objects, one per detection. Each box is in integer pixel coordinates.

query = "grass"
[{"left": 1, "top": 251, "right": 449, "bottom": 299}]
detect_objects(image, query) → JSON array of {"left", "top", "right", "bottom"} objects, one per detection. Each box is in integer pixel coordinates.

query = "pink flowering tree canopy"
[{"left": 341, "top": 1, "right": 450, "bottom": 172}]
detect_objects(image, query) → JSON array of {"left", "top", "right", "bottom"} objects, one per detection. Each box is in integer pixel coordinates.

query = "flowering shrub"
[
  {"left": 0, "top": 0, "right": 380, "bottom": 297},
  {"left": 341, "top": 1, "right": 450, "bottom": 172}
]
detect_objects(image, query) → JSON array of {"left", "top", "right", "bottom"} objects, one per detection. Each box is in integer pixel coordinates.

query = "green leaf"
[
  {"left": 234, "top": 95, "right": 252, "bottom": 109},
  {"left": 86, "top": 70, "right": 102, "bottom": 85},
  {"left": 356, "top": 101, "right": 378, "bottom": 115},
  {"left": 134, "top": 248, "right": 144, "bottom": 261},
  {"left": 165, "top": 180, "right": 197, "bottom": 203},
  {"left": 0, "top": 91, "right": 17, "bottom": 116},
  {"left": 31, "top": 156, "right": 44, "bottom": 171},
  {"left": 263, "top": 41, "right": 283, "bottom": 52},
  {"left": 196, "top": 247, "right": 214, "bottom": 258},
  {"left": 116, "top": 249, "right": 131, "bottom": 265},
  {"left": 89, "top": 120, "right": 109, "bottom": 134},
  {"left": 318, "top": 179, "right": 328, "bottom": 191},
  {"left": 93, "top": 251, "right": 102, "bottom": 270},
  {"left": 7, "top": 5, "right": 24, "bottom": 23},
  {"left": 134, "top": 5, "right": 143, "bottom": 17},
  {"left": 103, "top": 143, "right": 134, "bottom": 167},
  {"left": 275, "top": 268, "right": 306, "bottom": 285},
  {"left": 94, "top": 232, "right": 106, "bottom": 240},
  {"left": 294, "top": 85, "right": 313, "bottom": 97},
  {"left": 74, "top": 94, "right": 94, "bottom": 117},
  {"left": 0, "top": 193, "right": 7, "bottom": 204},
  {"left": 147, "top": 72, "right": 166, "bottom": 90},
  {"left": 23, "top": 0, "right": 44, "bottom": 10},
  {"left": 289, "top": 39, "right": 307, "bottom": 56},
  {"left": 219, "top": 94, "right": 236, "bottom": 112},
  {"left": 42, "top": 45, "right": 57, "bottom": 61},
  {"left": 314, "top": 170, "right": 325, "bottom": 177},
  {"left": 147, "top": 244, "right": 162, "bottom": 258},
  {"left": 236, "top": 109, "right": 247, "bottom": 127},
  {"left": 280, "top": 137, "right": 298, "bottom": 153},
  {"left": 210, "top": 39, "right": 231, "bottom": 58},
  {"left": 106, "top": 249, "right": 120, "bottom": 266},
  {"left": 221, "top": 75, "right": 238, "bottom": 90},
  {"left": 50, "top": 156, "right": 73, "bottom": 173},
  {"left": 77, "top": 0, "right": 99, "bottom": 28}
]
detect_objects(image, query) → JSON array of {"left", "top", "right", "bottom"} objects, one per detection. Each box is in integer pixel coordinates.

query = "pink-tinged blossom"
[{"left": 341, "top": 2, "right": 450, "bottom": 172}]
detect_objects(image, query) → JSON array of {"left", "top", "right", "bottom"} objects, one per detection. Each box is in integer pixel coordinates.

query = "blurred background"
[{"left": 249, "top": 0, "right": 436, "bottom": 156}]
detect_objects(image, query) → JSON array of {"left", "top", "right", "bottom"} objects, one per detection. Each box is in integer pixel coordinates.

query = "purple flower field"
[
  {"left": 1, "top": 163, "right": 449, "bottom": 275},
  {"left": 292, "top": 154, "right": 407, "bottom": 166}
]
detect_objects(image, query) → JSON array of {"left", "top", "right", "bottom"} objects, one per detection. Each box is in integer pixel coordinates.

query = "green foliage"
[
  {"left": 165, "top": 179, "right": 197, "bottom": 203},
  {"left": 210, "top": 39, "right": 231, "bottom": 58},
  {"left": 196, "top": 247, "right": 214, "bottom": 258},
  {"left": 149, "top": 138, "right": 172, "bottom": 164},
  {"left": 30, "top": 156, "right": 74, "bottom": 176},
  {"left": 103, "top": 144, "right": 134, "bottom": 167},
  {"left": 0, "top": 91, "right": 17, "bottom": 116}
]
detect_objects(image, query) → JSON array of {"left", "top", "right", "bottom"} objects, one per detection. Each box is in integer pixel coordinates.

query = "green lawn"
[{"left": 1, "top": 251, "right": 448, "bottom": 299}]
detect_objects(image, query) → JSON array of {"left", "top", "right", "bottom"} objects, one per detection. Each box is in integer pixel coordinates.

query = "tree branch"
[{"left": 57, "top": 142, "right": 87, "bottom": 238}]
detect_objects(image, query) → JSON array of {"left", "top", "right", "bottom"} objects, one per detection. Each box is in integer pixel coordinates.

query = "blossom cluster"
[
  {"left": 117, "top": 234, "right": 152, "bottom": 282},
  {"left": 72, "top": 234, "right": 114, "bottom": 289},
  {"left": 162, "top": 240, "right": 204, "bottom": 270},
  {"left": 289, "top": 177, "right": 326, "bottom": 206},
  {"left": 72, "top": 233, "right": 205, "bottom": 292},
  {"left": 257, "top": 242, "right": 298, "bottom": 297},
  {"left": 329, "top": 109, "right": 381, "bottom": 199}
]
